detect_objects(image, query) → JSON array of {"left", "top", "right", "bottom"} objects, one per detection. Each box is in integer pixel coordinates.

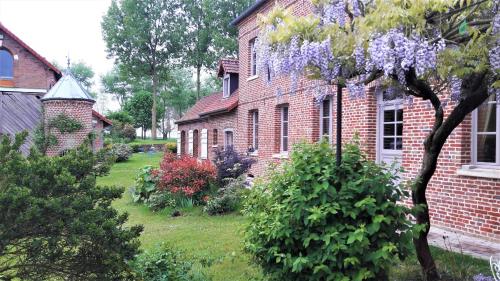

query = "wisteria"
[{"left": 257, "top": 0, "right": 498, "bottom": 105}]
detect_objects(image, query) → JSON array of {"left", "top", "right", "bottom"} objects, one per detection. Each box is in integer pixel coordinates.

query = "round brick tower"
[{"left": 41, "top": 72, "right": 95, "bottom": 156}]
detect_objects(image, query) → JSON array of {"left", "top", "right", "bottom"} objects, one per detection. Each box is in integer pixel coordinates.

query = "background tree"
[
  {"left": 124, "top": 90, "right": 164, "bottom": 139},
  {"left": 102, "top": 0, "right": 184, "bottom": 140},
  {"left": 183, "top": 0, "right": 253, "bottom": 99},
  {"left": 101, "top": 65, "right": 133, "bottom": 108},
  {"left": 257, "top": 1, "right": 499, "bottom": 280},
  {"left": 161, "top": 68, "right": 197, "bottom": 119},
  {"left": 0, "top": 133, "right": 142, "bottom": 280},
  {"left": 52, "top": 60, "right": 96, "bottom": 96}
]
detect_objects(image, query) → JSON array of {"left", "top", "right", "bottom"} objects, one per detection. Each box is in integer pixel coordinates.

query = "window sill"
[
  {"left": 248, "top": 151, "right": 259, "bottom": 157},
  {"left": 247, "top": 75, "right": 259, "bottom": 82},
  {"left": 272, "top": 152, "right": 289, "bottom": 159},
  {"left": 456, "top": 165, "right": 500, "bottom": 180}
]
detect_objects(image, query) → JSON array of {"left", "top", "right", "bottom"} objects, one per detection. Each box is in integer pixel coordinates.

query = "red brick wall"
[
  {"left": 177, "top": 110, "right": 238, "bottom": 161},
  {"left": 232, "top": 0, "right": 500, "bottom": 242},
  {"left": 43, "top": 100, "right": 94, "bottom": 156},
  {"left": 0, "top": 32, "right": 58, "bottom": 89}
]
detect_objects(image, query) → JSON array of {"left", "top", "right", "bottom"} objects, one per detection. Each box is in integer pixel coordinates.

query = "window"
[
  {"left": 281, "top": 106, "right": 289, "bottom": 152},
  {"left": 382, "top": 107, "right": 403, "bottom": 150},
  {"left": 473, "top": 94, "right": 499, "bottom": 165},
  {"left": 224, "top": 129, "right": 234, "bottom": 148},
  {"left": 223, "top": 74, "right": 230, "bottom": 98},
  {"left": 251, "top": 111, "right": 259, "bottom": 151},
  {"left": 320, "top": 97, "right": 332, "bottom": 142},
  {"left": 213, "top": 129, "right": 218, "bottom": 145},
  {"left": 250, "top": 38, "right": 258, "bottom": 77},
  {"left": 0, "top": 49, "right": 14, "bottom": 79}
]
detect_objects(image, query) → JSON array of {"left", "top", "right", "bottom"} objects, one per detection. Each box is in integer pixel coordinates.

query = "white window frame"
[
  {"left": 252, "top": 111, "right": 259, "bottom": 151},
  {"left": 471, "top": 95, "right": 500, "bottom": 167},
  {"left": 224, "top": 128, "right": 234, "bottom": 149},
  {"left": 200, "top": 128, "right": 208, "bottom": 159},
  {"left": 223, "top": 74, "right": 230, "bottom": 98},
  {"left": 188, "top": 130, "right": 194, "bottom": 156},
  {"left": 319, "top": 97, "right": 333, "bottom": 144},
  {"left": 250, "top": 38, "right": 258, "bottom": 77},
  {"left": 281, "top": 106, "right": 289, "bottom": 153}
]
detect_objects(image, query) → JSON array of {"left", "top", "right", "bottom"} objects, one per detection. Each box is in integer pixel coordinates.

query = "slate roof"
[
  {"left": 41, "top": 72, "right": 95, "bottom": 102},
  {"left": 0, "top": 21, "right": 62, "bottom": 77},
  {"left": 176, "top": 91, "right": 239, "bottom": 124},
  {"left": 217, "top": 58, "right": 239, "bottom": 77}
]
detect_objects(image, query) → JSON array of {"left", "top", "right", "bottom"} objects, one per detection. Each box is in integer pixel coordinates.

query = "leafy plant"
[
  {"left": 147, "top": 191, "right": 176, "bottom": 212},
  {"left": 111, "top": 143, "right": 133, "bottom": 162},
  {"left": 48, "top": 113, "right": 83, "bottom": 134},
  {"left": 131, "top": 165, "right": 158, "bottom": 203},
  {"left": 129, "top": 244, "right": 210, "bottom": 281},
  {"left": 33, "top": 122, "right": 58, "bottom": 153},
  {"left": 0, "top": 132, "right": 142, "bottom": 280},
  {"left": 157, "top": 152, "right": 216, "bottom": 201},
  {"left": 204, "top": 177, "right": 246, "bottom": 215},
  {"left": 213, "top": 146, "right": 255, "bottom": 184},
  {"left": 244, "top": 140, "right": 413, "bottom": 281}
]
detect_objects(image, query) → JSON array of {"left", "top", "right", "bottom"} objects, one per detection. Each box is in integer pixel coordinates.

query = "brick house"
[
  {"left": 177, "top": 0, "right": 499, "bottom": 242},
  {"left": 0, "top": 22, "right": 111, "bottom": 155}
]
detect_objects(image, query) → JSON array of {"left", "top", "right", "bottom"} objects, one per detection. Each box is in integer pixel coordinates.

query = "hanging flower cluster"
[{"left": 257, "top": 0, "right": 498, "bottom": 103}]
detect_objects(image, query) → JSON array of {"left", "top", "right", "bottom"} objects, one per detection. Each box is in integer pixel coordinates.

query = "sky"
[{"left": 0, "top": 0, "right": 118, "bottom": 112}]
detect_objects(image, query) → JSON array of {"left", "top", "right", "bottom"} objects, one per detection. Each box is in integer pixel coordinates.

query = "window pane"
[
  {"left": 397, "top": 109, "right": 403, "bottom": 122},
  {"left": 282, "top": 107, "right": 288, "bottom": 121},
  {"left": 477, "top": 134, "right": 496, "bottom": 163},
  {"left": 283, "top": 137, "right": 288, "bottom": 152},
  {"left": 477, "top": 103, "right": 496, "bottom": 133},
  {"left": 0, "top": 50, "right": 14, "bottom": 78},
  {"left": 396, "top": 138, "right": 403, "bottom": 150},
  {"left": 384, "top": 110, "right": 395, "bottom": 122},
  {"left": 384, "top": 124, "right": 394, "bottom": 136},
  {"left": 322, "top": 99, "right": 330, "bottom": 117},
  {"left": 396, "top": 123, "right": 403, "bottom": 136},
  {"left": 383, "top": 138, "right": 394, "bottom": 149},
  {"left": 322, "top": 117, "right": 330, "bottom": 136},
  {"left": 283, "top": 122, "right": 288, "bottom": 137}
]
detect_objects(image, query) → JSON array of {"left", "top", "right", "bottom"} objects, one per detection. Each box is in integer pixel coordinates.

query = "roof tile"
[{"left": 176, "top": 91, "right": 238, "bottom": 124}]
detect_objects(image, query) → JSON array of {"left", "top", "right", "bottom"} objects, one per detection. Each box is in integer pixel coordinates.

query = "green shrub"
[
  {"left": 129, "top": 244, "right": 210, "bottom": 281},
  {"left": 165, "top": 142, "right": 177, "bottom": 154},
  {"left": 111, "top": 143, "right": 133, "bottom": 162},
  {"left": 244, "top": 141, "right": 413, "bottom": 281},
  {"left": 147, "top": 191, "right": 176, "bottom": 212},
  {"left": 131, "top": 166, "right": 158, "bottom": 203},
  {"left": 204, "top": 177, "right": 246, "bottom": 215}
]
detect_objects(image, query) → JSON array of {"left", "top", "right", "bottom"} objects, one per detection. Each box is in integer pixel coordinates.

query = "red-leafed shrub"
[{"left": 156, "top": 153, "right": 216, "bottom": 200}]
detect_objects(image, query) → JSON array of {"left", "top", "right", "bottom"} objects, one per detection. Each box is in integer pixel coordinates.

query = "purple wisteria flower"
[
  {"left": 450, "top": 76, "right": 462, "bottom": 102},
  {"left": 473, "top": 273, "right": 495, "bottom": 281}
]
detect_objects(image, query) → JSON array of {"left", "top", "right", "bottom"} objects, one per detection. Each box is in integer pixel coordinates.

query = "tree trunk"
[
  {"left": 151, "top": 72, "right": 158, "bottom": 140},
  {"left": 196, "top": 66, "right": 201, "bottom": 100}
]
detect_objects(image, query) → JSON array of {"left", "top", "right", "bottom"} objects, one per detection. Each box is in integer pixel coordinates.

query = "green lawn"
[
  {"left": 129, "top": 138, "right": 177, "bottom": 145},
  {"left": 97, "top": 153, "right": 263, "bottom": 281},
  {"left": 97, "top": 153, "right": 490, "bottom": 281}
]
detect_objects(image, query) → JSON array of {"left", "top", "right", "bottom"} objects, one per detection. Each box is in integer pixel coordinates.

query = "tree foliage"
[
  {"left": 102, "top": 0, "right": 185, "bottom": 139},
  {"left": 124, "top": 90, "right": 164, "bottom": 132},
  {"left": 0, "top": 133, "right": 142, "bottom": 280},
  {"left": 101, "top": 65, "right": 133, "bottom": 108},
  {"left": 257, "top": 1, "right": 498, "bottom": 279}
]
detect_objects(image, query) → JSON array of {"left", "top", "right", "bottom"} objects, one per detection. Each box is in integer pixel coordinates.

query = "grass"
[
  {"left": 97, "top": 153, "right": 491, "bottom": 281},
  {"left": 128, "top": 138, "right": 176, "bottom": 145},
  {"left": 97, "top": 152, "right": 263, "bottom": 281}
]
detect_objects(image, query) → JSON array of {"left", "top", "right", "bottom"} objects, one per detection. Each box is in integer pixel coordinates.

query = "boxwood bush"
[{"left": 244, "top": 141, "right": 413, "bottom": 281}]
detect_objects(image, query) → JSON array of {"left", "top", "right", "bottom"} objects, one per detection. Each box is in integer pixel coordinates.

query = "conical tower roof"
[{"left": 41, "top": 72, "right": 95, "bottom": 102}]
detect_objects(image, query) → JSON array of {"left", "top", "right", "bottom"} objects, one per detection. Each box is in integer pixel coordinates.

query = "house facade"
[
  {"left": 0, "top": 22, "right": 111, "bottom": 155},
  {"left": 177, "top": 0, "right": 499, "bottom": 242}
]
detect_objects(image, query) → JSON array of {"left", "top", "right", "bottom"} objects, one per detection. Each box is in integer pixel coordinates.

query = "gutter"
[{"left": 230, "top": 0, "right": 269, "bottom": 26}]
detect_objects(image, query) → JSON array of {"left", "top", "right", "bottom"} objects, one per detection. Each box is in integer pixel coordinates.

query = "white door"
[
  {"left": 377, "top": 93, "right": 403, "bottom": 168},
  {"left": 200, "top": 129, "right": 208, "bottom": 159},
  {"left": 188, "top": 130, "right": 193, "bottom": 156}
]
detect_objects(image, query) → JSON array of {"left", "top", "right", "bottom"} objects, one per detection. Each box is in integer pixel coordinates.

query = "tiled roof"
[
  {"left": 176, "top": 91, "right": 239, "bottom": 124},
  {"left": 92, "top": 110, "right": 113, "bottom": 126},
  {"left": 217, "top": 58, "right": 239, "bottom": 77},
  {"left": 0, "top": 21, "right": 62, "bottom": 77}
]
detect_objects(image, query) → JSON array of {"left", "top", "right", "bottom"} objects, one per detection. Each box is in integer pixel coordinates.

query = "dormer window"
[
  {"left": 223, "top": 74, "right": 230, "bottom": 98},
  {"left": 0, "top": 49, "right": 14, "bottom": 79}
]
